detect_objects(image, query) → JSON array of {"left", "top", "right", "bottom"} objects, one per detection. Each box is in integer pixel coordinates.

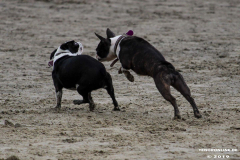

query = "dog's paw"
[
  {"left": 173, "top": 114, "right": 181, "bottom": 120},
  {"left": 194, "top": 112, "right": 202, "bottom": 118},
  {"left": 55, "top": 105, "right": 61, "bottom": 109},
  {"left": 89, "top": 103, "right": 96, "bottom": 111},
  {"left": 118, "top": 68, "right": 123, "bottom": 74},
  {"left": 122, "top": 70, "right": 134, "bottom": 82},
  {"left": 126, "top": 73, "right": 134, "bottom": 82},
  {"left": 53, "top": 106, "right": 61, "bottom": 112},
  {"left": 73, "top": 100, "right": 85, "bottom": 105},
  {"left": 113, "top": 106, "right": 121, "bottom": 111}
]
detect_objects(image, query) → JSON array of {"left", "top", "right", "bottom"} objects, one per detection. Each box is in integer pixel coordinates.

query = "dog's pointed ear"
[
  {"left": 95, "top": 33, "right": 105, "bottom": 41},
  {"left": 50, "top": 49, "right": 57, "bottom": 60},
  {"left": 60, "top": 43, "right": 68, "bottom": 50},
  {"left": 106, "top": 28, "right": 115, "bottom": 39},
  {"left": 68, "top": 40, "right": 75, "bottom": 44}
]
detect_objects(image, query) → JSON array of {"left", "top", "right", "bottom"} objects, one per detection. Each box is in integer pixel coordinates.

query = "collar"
[
  {"left": 48, "top": 51, "right": 77, "bottom": 68},
  {"left": 109, "top": 30, "right": 134, "bottom": 67},
  {"left": 114, "top": 35, "right": 126, "bottom": 58},
  {"left": 48, "top": 42, "right": 83, "bottom": 68},
  {"left": 109, "top": 35, "right": 125, "bottom": 67},
  {"left": 48, "top": 51, "right": 70, "bottom": 67},
  {"left": 109, "top": 35, "right": 127, "bottom": 60}
]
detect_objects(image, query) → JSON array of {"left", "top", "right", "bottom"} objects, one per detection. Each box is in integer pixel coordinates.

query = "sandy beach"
[{"left": 0, "top": 0, "right": 239, "bottom": 159}]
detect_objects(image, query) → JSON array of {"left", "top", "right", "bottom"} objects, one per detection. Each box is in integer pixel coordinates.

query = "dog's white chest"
[{"left": 110, "top": 35, "right": 122, "bottom": 58}]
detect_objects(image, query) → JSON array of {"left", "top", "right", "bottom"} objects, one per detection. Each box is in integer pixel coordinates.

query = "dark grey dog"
[{"left": 95, "top": 29, "right": 201, "bottom": 119}]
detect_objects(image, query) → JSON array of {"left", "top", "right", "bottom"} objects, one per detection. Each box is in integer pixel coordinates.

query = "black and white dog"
[
  {"left": 95, "top": 29, "right": 202, "bottom": 119},
  {"left": 49, "top": 40, "right": 120, "bottom": 111}
]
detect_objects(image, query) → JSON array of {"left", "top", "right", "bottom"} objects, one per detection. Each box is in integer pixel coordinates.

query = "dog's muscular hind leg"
[
  {"left": 105, "top": 73, "right": 120, "bottom": 111},
  {"left": 154, "top": 74, "right": 181, "bottom": 119},
  {"left": 118, "top": 67, "right": 134, "bottom": 82},
  {"left": 172, "top": 73, "right": 202, "bottom": 118},
  {"left": 73, "top": 86, "right": 89, "bottom": 105}
]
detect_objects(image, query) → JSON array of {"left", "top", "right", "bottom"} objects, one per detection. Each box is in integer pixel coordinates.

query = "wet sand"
[{"left": 0, "top": 0, "right": 239, "bottom": 159}]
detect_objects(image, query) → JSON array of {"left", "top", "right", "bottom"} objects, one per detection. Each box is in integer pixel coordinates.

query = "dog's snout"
[{"left": 77, "top": 42, "right": 83, "bottom": 54}]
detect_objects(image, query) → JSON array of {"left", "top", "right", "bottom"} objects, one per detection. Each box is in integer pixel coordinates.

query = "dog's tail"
[
  {"left": 104, "top": 71, "right": 112, "bottom": 82},
  {"left": 104, "top": 71, "right": 114, "bottom": 89},
  {"left": 161, "top": 61, "right": 175, "bottom": 71},
  {"left": 153, "top": 61, "right": 176, "bottom": 78}
]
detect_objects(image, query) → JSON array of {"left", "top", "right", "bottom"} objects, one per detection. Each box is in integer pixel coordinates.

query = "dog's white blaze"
[
  {"left": 110, "top": 35, "right": 121, "bottom": 58},
  {"left": 110, "top": 36, "right": 131, "bottom": 74},
  {"left": 76, "top": 84, "right": 79, "bottom": 89}
]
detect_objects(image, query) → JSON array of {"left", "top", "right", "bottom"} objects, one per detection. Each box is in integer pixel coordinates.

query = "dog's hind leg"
[
  {"left": 87, "top": 92, "right": 95, "bottom": 111},
  {"left": 154, "top": 73, "right": 181, "bottom": 119},
  {"left": 172, "top": 73, "right": 202, "bottom": 118},
  {"left": 73, "top": 86, "right": 89, "bottom": 105},
  {"left": 74, "top": 86, "right": 95, "bottom": 111},
  {"left": 105, "top": 72, "right": 120, "bottom": 111}
]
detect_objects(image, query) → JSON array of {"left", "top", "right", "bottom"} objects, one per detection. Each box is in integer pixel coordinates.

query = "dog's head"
[
  {"left": 95, "top": 28, "right": 116, "bottom": 62},
  {"left": 49, "top": 40, "right": 83, "bottom": 67},
  {"left": 50, "top": 40, "right": 83, "bottom": 60}
]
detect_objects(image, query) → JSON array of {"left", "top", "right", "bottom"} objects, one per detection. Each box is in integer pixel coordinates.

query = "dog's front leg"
[
  {"left": 55, "top": 89, "right": 62, "bottom": 109},
  {"left": 88, "top": 92, "right": 95, "bottom": 111},
  {"left": 118, "top": 67, "right": 134, "bottom": 82}
]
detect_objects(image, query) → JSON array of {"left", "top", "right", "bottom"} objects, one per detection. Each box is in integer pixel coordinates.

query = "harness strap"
[
  {"left": 114, "top": 35, "right": 125, "bottom": 56},
  {"left": 110, "top": 30, "right": 134, "bottom": 67},
  {"left": 54, "top": 51, "right": 69, "bottom": 57}
]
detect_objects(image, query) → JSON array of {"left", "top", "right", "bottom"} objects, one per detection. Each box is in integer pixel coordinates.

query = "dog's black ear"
[
  {"left": 68, "top": 40, "right": 75, "bottom": 44},
  {"left": 50, "top": 49, "right": 57, "bottom": 60},
  {"left": 106, "top": 28, "right": 115, "bottom": 39},
  {"left": 95, "top": 33, "right": 105, "bottom": 41},
  {"left": 60, "top": 43, "right": 68, "bottom": 50}
]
